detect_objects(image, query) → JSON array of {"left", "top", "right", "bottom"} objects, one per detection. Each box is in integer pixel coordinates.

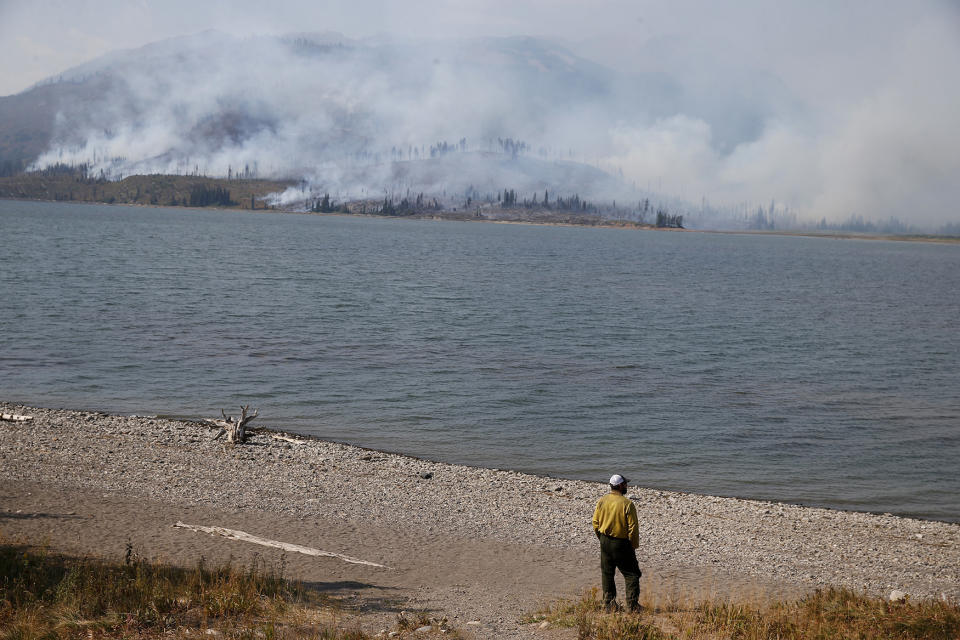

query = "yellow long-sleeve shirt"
[{"left": 592, "top": 491, "right": 640, "bottom": 549}]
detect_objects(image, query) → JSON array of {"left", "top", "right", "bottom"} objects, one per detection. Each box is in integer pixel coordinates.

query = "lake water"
[{"left": 2, "top": 200, "right": 958, "bottom": 522}]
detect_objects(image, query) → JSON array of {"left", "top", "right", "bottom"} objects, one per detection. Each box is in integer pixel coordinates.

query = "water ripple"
[{"left": 2, "top": 200, "right": 959, "bottom": 521}]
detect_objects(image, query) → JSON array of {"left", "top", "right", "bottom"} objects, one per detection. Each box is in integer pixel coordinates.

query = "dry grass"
[
  {"left": 531, "top": 586, "right": 960, "bottom": 640},
  {"left": 0, "top": 541, "right": 375, "bottom": 639}
]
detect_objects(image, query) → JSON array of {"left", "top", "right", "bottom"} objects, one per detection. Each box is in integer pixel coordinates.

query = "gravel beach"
[{"left": 2, "top": 403, "right": 958, "bottom": 638}]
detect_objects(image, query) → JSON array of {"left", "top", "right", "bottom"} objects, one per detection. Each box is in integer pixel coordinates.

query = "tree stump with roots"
[{"left": 208, "top": 405, "right": 259, "bottom": 443}]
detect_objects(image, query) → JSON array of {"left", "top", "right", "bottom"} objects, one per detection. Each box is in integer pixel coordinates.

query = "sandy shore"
[{"left": 2, "top": 403, "right": 958, "bottom": 638}]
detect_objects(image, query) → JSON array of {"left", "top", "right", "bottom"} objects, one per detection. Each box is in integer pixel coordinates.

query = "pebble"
[{"left": 2, "top": 402, "right": 958, "bottom": 604}]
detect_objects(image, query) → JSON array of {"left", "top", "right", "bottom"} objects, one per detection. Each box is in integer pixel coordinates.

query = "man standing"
[{"left": 592, "top": 474, "right": 642, "bottom": 612}]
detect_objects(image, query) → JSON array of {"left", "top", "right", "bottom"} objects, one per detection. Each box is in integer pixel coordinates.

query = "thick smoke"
[
  {"left": 576, "top": 4, "right": 960, "bottom": 229},
  {"left": 601, "top": 15, "right": 960, "bottom": 228},
  {"left": 17, "top": 0, "right": 960, "bottom": 229},
  {"left": 31, "top": 32, "right": 668, "bottom": 208}
]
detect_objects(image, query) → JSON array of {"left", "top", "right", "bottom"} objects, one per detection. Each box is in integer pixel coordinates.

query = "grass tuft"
[
  {"left": 534, "top": 585, "right": 960, "bottom": 640},
  {"left": 0, "top": 541, "right": 365, "bottom": 639}
]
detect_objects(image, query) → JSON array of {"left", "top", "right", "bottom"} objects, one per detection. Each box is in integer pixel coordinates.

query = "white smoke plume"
[{"left": 5, "top": 0, "right": 958, "bottom": 228}]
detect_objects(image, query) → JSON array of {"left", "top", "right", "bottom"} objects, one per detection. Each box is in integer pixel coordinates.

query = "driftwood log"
[
  {"left": 1, "top": 413, "right": 33, "bottom": 422},
  {"left": 173, "top": 522, "right": 389, "bottom": 568},
  {"left": 207, "top": 405, "right": 258, "bottom": 443}
]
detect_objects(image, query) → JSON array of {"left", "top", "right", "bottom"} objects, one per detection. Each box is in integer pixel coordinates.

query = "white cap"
[{"left": 609, "top": 474, "right": 629, "bottom": 486}]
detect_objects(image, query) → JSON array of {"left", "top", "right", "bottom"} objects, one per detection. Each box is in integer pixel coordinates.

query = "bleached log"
[
  {"left": 271, "top": 434, "right": 307, "bottom": 445},
  {"left": 1, "top": 413, "right": 33, "bottom": 422},
  {"left": 173, "top": 521, "right": 389, "bottom": 568}
]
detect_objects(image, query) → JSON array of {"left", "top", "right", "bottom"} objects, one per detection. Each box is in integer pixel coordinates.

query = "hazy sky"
[
  {"left": 2, "top": 0, "right": 959, "bottom": 225},
  {"left": 2, "top": 0, "right": 955, "bottom": 98}
]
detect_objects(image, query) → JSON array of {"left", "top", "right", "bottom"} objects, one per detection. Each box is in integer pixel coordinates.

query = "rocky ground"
[{"left": 2, "top": 403, "right": 958, "bottom": 638}]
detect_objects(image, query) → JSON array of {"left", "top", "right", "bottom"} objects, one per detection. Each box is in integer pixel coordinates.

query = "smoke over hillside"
[
  {"left": 3, "top": 0, "right": 958, "bottom": 229},
  {"left": 23, "top": 33, "right": 666, "bottom": 206}
]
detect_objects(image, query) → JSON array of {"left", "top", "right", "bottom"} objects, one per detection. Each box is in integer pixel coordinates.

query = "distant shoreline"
[
  {"left": 4, "top": 194, "right": 958, "bottom": 245},
  {"left": 705, "top": 228, "right": 960, "bottom": 245}
]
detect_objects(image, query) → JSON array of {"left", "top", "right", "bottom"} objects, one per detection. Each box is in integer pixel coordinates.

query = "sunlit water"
[{"left": 2, "top": 200, "right": 958, "bottom": 521}]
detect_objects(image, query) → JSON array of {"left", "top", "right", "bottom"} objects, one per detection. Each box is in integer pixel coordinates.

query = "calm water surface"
[{"left": 2, "top": 200, "right": 958, "bottom": 521}]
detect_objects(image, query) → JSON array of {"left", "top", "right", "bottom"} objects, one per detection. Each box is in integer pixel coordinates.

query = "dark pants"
[{"left": 598, "top": 533, "right": 641, "bottom": 609}]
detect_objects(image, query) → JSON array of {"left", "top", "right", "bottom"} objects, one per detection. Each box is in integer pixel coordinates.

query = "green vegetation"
[
  {"left": 189, "top": 184, "right": 236, "bottom": 207},
  {"left": 377, "top": 193, "right": 441, "bottom": 216},
  {"left": 0, "top": 169, "right": 292, "bottom": 210},
  {"left": 310, "top": 193, "right": 351, "bottom": 214},
  {"left": 654, "top": 209, "right": 684, "bottom": 229},
  {"left": 0, "top": 542, "right": 409, "bottom": 639},
  {"left": 499, "top": 188, "right": 597, "bottom": 214},
  {"left": 530, "top": 586, "right": 960, "bottom": 640}
]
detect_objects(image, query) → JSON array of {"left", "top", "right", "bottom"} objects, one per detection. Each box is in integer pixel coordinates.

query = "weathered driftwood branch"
[
  {"left": 173, "top": 522, "right": 390, "bottom": 568},
  {"left": 207, "top": 405, "right": 258, "bottom": 443},
  {"left": 1, "top": 413, "right": 33, "bottom": 422},
  {"left": 271, "top": 433, "right": 306, "bottom": 445}
]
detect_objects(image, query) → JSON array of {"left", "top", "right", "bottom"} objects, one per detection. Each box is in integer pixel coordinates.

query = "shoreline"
[
  {"left": 160, "top": 416, "right": 960, "bottom": 526},
  {"left": 4, "top": 195, "right": 958, "bottom": 244},
  {"left": 3, "top": 401, "right": 958, "bottom": 617},
  {"left": 6, "top": 396, "right": 952, "bottom": 525}
]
